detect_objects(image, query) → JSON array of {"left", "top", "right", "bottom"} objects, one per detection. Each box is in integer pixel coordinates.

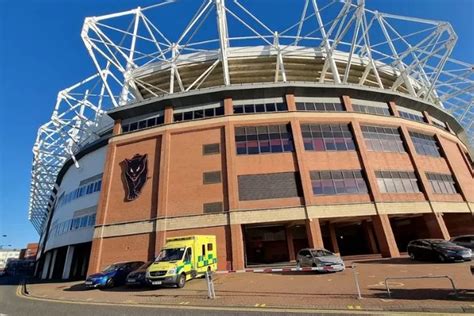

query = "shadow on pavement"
[{"left": 369, "top": 288, "right": 474, "bottom": 300}]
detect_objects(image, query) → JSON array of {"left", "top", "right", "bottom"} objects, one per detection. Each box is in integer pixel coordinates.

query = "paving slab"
[{"left": 24, "top": 258, "right": 474, "bottom": 313}]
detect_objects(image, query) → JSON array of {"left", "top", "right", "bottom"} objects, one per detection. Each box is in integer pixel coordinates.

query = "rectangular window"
[
  {"left": 203, "top": 202, "right": 224, "bottom": 213},
  {"left": 398, "top": 106, "right": 425, "bottom": 123},
  {"left": 238, "top": 172, "right": 302, "bottom": 201},
  {"left": 233, "top": 102, "right": 287, "bottom": 114},
  {"left": 295, "top": 101, "right": 344, "bottom": 112},
  {"left": 235, "top": 124, "right": 294, "bottom": 155},
  {"left": 310, "top": 170, "right": 368, "bottom": 195},
  {"left": 203, "top": 143, "right": 220, "bottom": 155},
  {"left": 174, "top": 105, "right": 224, "bottom": 122},
  {"left": 301, "top": 124, "right": 355, "bottom": 151},
  {"left": 353, "top": 103, "right": 390, "bottom": 116},
  {"left": 207, "top": 243, "right": 213, "bottom": 251},
  {"left": 375, "top": 170, "right": 420, "bottom": 193},
  {"left": 122, "top": 115, "right": 164, "bottom": 133},
  {"left": 361, "top": 125, "right": 405, "bottom": 153},
  {"left": 203, "top": 171, "right": 222, "bottom": 184},
  {"left": 426, "top": 173, "right": 458, "bottom": 194},
  {"left": 409, "top": 131, "right": 442, "bottom": 157}
]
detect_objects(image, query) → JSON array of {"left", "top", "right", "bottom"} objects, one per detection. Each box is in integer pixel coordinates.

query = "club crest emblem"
[{"left": 122, "top": 154, "right": 148, "bottom": 201}]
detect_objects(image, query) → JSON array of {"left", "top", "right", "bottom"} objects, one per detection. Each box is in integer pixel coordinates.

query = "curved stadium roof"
[{"left": 29, "top": 0, "right": 474, "bottom": 233}]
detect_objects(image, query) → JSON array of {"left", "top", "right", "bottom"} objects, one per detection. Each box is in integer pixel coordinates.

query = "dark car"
[
  {"left": 126, "top": 261, "right": 153, "bottom": 287},
  {"left": 407, "top": 239, "right": 472, "bottom": 262},
  {"left": 451, "top": 235, "right": 474, "bottom": 251},
  {"left": 85, "top": 261, "right": 144, "bottom": 289}
]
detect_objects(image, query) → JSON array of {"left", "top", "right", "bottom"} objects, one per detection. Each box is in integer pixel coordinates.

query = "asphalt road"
[{"left": 0, "top": 275, "right": 364, "bottom": 316}]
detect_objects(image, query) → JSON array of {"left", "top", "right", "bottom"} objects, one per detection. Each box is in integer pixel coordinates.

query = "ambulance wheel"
[{"left": 177, "top": 273, "right": 186, "bottom": 288}]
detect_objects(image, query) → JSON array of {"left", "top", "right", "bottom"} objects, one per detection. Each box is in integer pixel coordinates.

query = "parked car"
[
  {"left": 407, "top": 239, "right": 472, "bottom": 262},
  {"left": 85, "top": 261, "right": 144, "bottom": 289},
  {"left": 296, "top": 248, "right": 345, "bottom": 272},
  {"left": 450, "top": 235, "right": 474, "bottom": 251},
  {"left": 126, "top": 261, "right": 153, "bottom": 287}
]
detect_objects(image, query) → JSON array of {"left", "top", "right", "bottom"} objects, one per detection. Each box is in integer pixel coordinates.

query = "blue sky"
[{"left": 0, "top": 0, "right": 473, "bottom": 250}]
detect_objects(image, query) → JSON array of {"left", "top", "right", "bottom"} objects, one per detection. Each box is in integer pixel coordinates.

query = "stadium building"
[{"left": 30, "top": 0, "right": 474, "bottom": 280}]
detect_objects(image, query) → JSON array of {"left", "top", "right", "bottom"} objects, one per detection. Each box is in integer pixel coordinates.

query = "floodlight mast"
[{"left": 29, "top": 0, "right": 473, "bottom": 235}]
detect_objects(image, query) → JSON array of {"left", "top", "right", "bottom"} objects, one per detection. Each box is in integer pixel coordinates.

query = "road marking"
[
  {"left": 347, "top": 305, "right": 353, "bottom": 309},
  {"left": 368, "top": 281, "right": 404, "bottom": 287},
  {"left": 327, "top": 279, "right": 332, "bottom": 281},
  {"left": 86, "top": 298, "right": 93, "bottom": 301},
  {"left": 380, "top": 299, "right": 394, "bottom": 302},
  {"left": 179, "top": 302, "right": 190, "bottom": 305}
]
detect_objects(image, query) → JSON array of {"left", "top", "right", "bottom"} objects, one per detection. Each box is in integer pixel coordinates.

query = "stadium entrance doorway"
[{"left": 243, "top": 222, "right": 308, "bottom": 266}]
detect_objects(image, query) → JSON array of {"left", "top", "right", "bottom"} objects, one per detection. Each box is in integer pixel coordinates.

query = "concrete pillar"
[
  {"left": 306, "top": 219, "right": 324, "bottom": 249},
  {"left": 41, "top": 252, "right": 52, "bottom": 280},
  {"left": 230, "top": 224, "right": 245, "bottom": 270},
  {"left": 224, "top": 97, "right": 233, "bottom": 115},
  {"left": 286, "top": 94, "right": 296, "bottom": 111},
  {"left": 388, "top": 101, "right": 399, "bottom": 117},
  {"left": 372, "top": 215, "right": 400, "bottom": 258},
  {"left": 423, "top": 213, "right": 450, "bottom": 240},
  {"left": 48, "top": 249, "right": 58, "bottom": 279},
  {"left": 328, "top": 223, "right": 340, "bottom": 254},
  {"left": 362, "top": 220, "right": 378, "bottom": 254},
  {"left": 62, "top": 246, "right": 75, "bottom": 280},
  {"left": 422, "top": 111, "right": 433, "bottom": 125},
  {"left": 164, "top": 105, "right": 173, "bottom": 124},
  {"left": 113, "top": 119, "right": 122, "bottom": 135},
  {"left": 341, "top": 95, "right": 353, "bottom": 112},
  {"left": 286, "top": 226, "right": 296, "bottom": 261}
]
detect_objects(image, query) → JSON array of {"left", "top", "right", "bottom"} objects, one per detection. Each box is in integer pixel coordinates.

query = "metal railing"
[{"left": 384, "top": 275, "right": 458, "bottom": 299}]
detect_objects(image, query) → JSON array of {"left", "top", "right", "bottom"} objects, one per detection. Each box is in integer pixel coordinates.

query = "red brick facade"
[{"left": 87, "top": 94, "right": 474, "bottom": 274}]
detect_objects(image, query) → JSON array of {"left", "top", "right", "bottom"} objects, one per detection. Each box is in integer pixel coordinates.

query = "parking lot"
[{"left": 23, "top": 257, "right": 474, "bottom": 313}]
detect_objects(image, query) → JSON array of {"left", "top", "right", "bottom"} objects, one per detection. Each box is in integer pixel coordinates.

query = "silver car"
[{"left": 296, "top": 248, "right": 345, "bottom": 272}]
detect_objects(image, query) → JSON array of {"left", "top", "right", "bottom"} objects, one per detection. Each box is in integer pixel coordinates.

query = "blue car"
[{"left": 85, "top": 261, "right": 144, "bottom": 289}]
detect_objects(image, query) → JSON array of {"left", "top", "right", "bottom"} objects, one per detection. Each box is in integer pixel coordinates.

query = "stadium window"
[
  {"left": 398, "top": 106, "right": 425, "bottom": 123},
  {"left": 310, "top": 170, "right": 368, "bottom": 195},
  {"left": 80, "top": 216, "right": 88, "bottom": 228},
  {"left": 426, "top": 173, "right": 458, "bottom": 194},
  {"left": 233, "top": 101, "right": 288, "bottom": 114},
  {"left": 375, "top": 170, "right": 420, "bottom": 193},
  {"left": 235, "top": 124, "right": 294, "bottom": 155},
  {"left": 409, "top": 131, "right": 442, "bottom": 157},
  {"left": 174, "top": 104, "right": 224, "bottom": 123},
  {"left": 295, "top": 101, "right": 344, "bottom": 112},
  {"left": 361, "top": 125, "right": 405, "bottom": 153},
  {"left": 301, "top": 124, "right": 355, "bottom": 151},
  {"left": 352, "top": 103, "right": 391, "bottom": 116}
]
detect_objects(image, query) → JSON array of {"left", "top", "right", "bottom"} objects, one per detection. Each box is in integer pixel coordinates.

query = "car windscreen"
[
  {"left": 103, "top": 264, "right": 121, "bottom": 272},
  {"left": 155, "top": 248, "right": 185, "bottom": 262},
  {"left": 137, "top": 261, "right": 153, "bottom": 270},
  {"left": 430, "top": 240, "right": 457, "bottom": 247},
  {"left": 310, "top": 249, "right": 334, "bottom": 257}
]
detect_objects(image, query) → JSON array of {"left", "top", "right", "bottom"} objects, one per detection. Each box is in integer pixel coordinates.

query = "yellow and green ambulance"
[{"left": 146, "top": 235, "right": 217, "bottom": 288}]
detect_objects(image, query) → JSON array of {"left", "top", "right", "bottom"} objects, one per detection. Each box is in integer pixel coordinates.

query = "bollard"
[
  {"left": 352, "top": 263, "right": 362, "bottom": 300},
  {"left": 205, "top": 270, "right": 216, "bottom": 299}
]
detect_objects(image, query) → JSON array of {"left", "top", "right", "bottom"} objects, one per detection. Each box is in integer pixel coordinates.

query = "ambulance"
[{"left": 146, "top": 235, "right": 217, "bottom": 288}]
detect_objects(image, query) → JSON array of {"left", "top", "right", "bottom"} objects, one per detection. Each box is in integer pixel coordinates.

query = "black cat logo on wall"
[{"left": 123, "top": 154, "right": 148, "bottom": 201}]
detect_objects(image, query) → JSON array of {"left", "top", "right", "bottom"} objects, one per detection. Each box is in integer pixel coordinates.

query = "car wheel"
[
  {"left": 106, "top": 278, "right": 115, "bottom": 288},
  {"left": 438, "top": 254, "right": 446, "bottom": 263},
  {"left": 409, "top": 252, "right": 416, "bottom": 260},
  {"left": 177, "top": 273, "right": 186, "bottom": 288}
]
